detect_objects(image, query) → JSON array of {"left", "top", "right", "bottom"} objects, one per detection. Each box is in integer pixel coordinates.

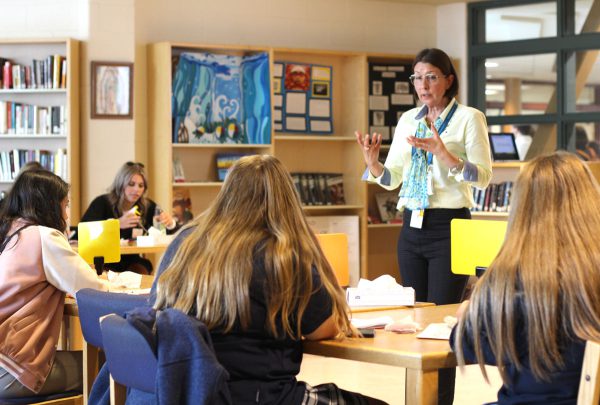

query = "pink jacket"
[{"left": 0, "top": 220, "right": 108, "bottom": 392}]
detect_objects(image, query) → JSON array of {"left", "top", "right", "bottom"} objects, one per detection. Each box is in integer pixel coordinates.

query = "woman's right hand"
[
  {"left": 355, "top": 131, "right": 384, "bottom": 177},
  {"left": 119, "top": 207, "right": 140, "bottom": 229}
]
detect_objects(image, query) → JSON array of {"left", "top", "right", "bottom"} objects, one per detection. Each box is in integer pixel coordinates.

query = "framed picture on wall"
[{"left": 91, "top": 61, "right": 134, "bottom": 119}]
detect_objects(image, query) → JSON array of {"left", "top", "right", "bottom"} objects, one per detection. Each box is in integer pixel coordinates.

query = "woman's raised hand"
[
  {"left": 355, "top": 131, "right": 384, "bottom": 177},
  {"left": 119, "top": 207, "right": 141, "bottom": 229}
]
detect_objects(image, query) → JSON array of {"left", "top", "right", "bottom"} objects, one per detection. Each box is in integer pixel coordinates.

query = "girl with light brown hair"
[
  {"left": 152, "top": 154, "right": 387, "bottom": 405},
  {"left": 451, "top": 151, "right": 600, "bottom": 404}
]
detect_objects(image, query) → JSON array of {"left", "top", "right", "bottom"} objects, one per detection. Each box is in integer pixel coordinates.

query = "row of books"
[
  {"left": 0, "top": 55, "right": 67, "bottom": 90},
  {"left": 291, "top": 172, "right": 346, "bottom": 206},
  {"left": 471, "top": 181, "right": 513, "bottom": 213},
  {"left": 0, "top": 149, "right": 67, "bottom": 181},
  {"left": 0, "top": 102, "right": 66, "bottom": 135}
]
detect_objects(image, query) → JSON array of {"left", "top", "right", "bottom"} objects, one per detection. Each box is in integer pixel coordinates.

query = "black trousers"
[{"left": 398, "top": 207, "right": 471, "bottom": 405}]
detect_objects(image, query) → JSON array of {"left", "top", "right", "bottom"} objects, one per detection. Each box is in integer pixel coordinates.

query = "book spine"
[{"left": 3, "top": 61, "right": 11, "bottom": 89}]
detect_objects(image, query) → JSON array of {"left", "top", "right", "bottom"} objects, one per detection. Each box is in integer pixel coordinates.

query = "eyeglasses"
[
  {"left": 409, "top": 73, "right": 446, "bottom": 85},
  {"left": 126, "top": 161, "right": 145, "bottom": 168}
]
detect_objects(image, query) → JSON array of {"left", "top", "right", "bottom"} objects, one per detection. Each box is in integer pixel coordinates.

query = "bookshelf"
[
  {"left": 148, "top": 42, "right": 370, "bottom": 279},
  {"left": 0, "top": 39, "right": 80, "bottom": 218}
]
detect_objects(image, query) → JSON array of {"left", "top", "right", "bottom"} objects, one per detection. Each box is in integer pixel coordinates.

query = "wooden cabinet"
[
  {"left": 148, "top": 42, "right": 430, "bottom": 282},
  {"left": 0, "top": 39, "right": 80, "bottom": 218}
]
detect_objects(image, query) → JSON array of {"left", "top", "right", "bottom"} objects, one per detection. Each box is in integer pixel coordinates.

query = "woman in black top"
[
  {"left": 153, "top": 155, "right": 387, "bottom": 405},
  {"left": 81, "top": 161, "right": 177, "bottom": 274},
  {"left": 451, "top": 152, "right": 600, "bottom": 404}
]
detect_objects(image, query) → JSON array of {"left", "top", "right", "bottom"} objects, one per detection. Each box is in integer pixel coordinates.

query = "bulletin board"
[
  {"left": 273, "top": 61, "right": 333, "bottom": 134},
  {"left": 368, "top": 62, "right": 415, "bottom": 144}
]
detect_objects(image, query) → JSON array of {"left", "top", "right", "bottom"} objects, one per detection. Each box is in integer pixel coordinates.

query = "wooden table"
[{"left": 303, "top": 304, "right": 459, "bottom": 405}]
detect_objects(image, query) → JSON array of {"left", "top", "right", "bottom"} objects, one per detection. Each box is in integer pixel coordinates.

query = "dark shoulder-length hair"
[
  {"left": 0, "top": 170, "right": 69, "bottom": 253},
  {"left": 413, "top": 48, "right": 459, "bottom": 100}
]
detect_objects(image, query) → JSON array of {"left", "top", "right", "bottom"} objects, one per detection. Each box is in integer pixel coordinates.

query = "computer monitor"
[{"left": 489, "top": 132, "right": 520, "bottom": 161}]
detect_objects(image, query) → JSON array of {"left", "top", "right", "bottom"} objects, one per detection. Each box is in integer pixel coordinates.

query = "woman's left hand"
[
  {"left": 158, "top": 211, "right": 175, "bottom": 229},
  {"left": 407, "top": 122, "right": 448, "bottom": 157},
  {"left": 407, "top": 123, "right": 460, "bottom": 168}
]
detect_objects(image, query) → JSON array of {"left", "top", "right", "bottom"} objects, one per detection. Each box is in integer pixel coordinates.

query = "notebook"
[{"left": 489, "top": 132, "right": 520, "bottom": 161}]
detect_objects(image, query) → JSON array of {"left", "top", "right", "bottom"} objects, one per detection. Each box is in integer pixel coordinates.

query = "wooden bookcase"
[{"left": 0, "top": 38, "right": 80, "bottom": 218}]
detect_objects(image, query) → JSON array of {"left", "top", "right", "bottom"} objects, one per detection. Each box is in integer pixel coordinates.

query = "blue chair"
[
  {"left": 75, "top": 289, "right": 149, "bottom": 402},
  {"left": 99, "top": 314, "right": 158, "bottom": 404}
]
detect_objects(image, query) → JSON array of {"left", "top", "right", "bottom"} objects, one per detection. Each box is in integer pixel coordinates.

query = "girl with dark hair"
[
  {"left": 81, "top": 161, "right": 178, "bottom": 274},
  {"left": 356, "top": 47, "right": 492, "bottom": 405},
  {"left": 0, "top": 170, "right": 108, "bottom": 400}
]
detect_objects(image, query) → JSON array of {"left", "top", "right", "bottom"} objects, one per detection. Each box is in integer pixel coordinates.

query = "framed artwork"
[
  {"left": 312, "top": 81, "right": 330, "bottom": 98},
  {"left": 91, "top": 61, "right": 133, "bottom": 119}
]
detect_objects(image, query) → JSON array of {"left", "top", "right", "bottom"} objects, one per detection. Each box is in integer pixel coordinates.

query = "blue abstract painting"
[{"left": 172, "top": 51, "right": 271, "bottom": 144}]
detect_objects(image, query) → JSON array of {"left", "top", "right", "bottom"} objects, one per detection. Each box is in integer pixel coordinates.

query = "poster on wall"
[
  {"left": 273, "top": 61, "right": 333, "bottom": 135},
  {"left": 171, "top": 51, "right": 271, "bottom": 144},
  {"left": 368, "top": 62, "right": 415, "bottom": 144}
]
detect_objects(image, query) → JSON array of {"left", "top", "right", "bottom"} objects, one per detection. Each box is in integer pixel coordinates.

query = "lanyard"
[{"left": 412, "top": 101, "right": 459, "bottom": 165}]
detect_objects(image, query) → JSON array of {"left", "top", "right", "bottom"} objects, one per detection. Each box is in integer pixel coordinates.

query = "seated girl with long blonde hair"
[
  {"left": 451, "top": 152, "right": 600, "bottom": 404},
  {"left": 152, "top": 155, "right": 387, "bottom": 404}
]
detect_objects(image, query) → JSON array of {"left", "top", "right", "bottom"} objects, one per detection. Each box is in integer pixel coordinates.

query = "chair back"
[
  {"left": 100, "top": 313, "right": 158, "bottom": 393},
  {"left": 75, "top": 288, "right": 148, "bottom": 348},
  {"left": 316, "top": 233, "right": 350, "bottom": 287},
  {"left": 577, "top": 340, "right": 600, "bottom": 405}
]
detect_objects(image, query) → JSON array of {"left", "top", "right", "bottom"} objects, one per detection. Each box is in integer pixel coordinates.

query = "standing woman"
[
  {"left": 452, "top": 152, "right": 600, "bottom": 404},
  {"left": 0, "top": 170, "right": 108, "bottom": 400},
  {"left": 81, "top": 161, "right": 177, "bottom": 274},
  {"left": 152, "top": 155, "right": 387, "bottom": 405},
  {"left": 356, "top": 48, "right": 492, "bottom": 404}
]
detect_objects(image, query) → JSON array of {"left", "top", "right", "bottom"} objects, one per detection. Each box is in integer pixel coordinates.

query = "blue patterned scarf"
[{"left": 399, "top": 101, "right": 458, "bottom": 210}]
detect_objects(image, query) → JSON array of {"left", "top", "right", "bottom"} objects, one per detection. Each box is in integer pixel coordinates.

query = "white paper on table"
[
  {"left": 108, "top": 270, "right": 142, "bottom": 289},
  {"left": 351, "top": 316, "right": 394, "bottom": 329},
  {"left": 416, "top": 323, "right": 453, "bottom": 340},
  {"left": 286, "top": 93, "right": 307, "bottom": 114}
]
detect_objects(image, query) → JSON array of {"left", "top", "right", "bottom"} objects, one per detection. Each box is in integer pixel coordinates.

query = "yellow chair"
[
  {"left": 316, "top": 233, "right": 350, "bottom": 287},
  {"left": 450, "top": 219, "right": 507, "bottom": 276},
  {"left": 78, "top": 219, "right": 121, "bottom": 275},
  {"left": 577, "top": 340, "right": 600, "bottom": 405}
]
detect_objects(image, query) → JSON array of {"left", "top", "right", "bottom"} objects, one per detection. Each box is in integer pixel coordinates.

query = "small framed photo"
[
  {"left": 273, "top": 78, "right": 282, "bottom": 94},
  {"left": 373, "top": 111, "right": 385, "bottom": 126},
  {"left": 312, "top": 81, "right": 330, "bottom": 98},
  {"left": 375, "top": 192, "right": 402, "bottom": 223},
  {"left": 395, "top": 81, "right": 409, "bottom": 94},
  {"left": 372, "top": 80, "right": 382, "bottom": 96},
  {"left": 91, "top": 61, "right": 133, "bottom": 119}
]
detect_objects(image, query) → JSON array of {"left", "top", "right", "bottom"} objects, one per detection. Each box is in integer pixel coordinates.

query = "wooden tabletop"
[{"left": 304, "top": 304, "right": 459, "bottom": 371}]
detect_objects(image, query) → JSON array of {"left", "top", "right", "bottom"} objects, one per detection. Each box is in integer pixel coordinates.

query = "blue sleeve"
[{"left": 450, "top": 321, "right": 498, "bottom": 366}]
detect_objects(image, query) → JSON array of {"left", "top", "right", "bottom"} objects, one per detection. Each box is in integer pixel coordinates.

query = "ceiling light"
[{"left": 485, "top": 62, "right": 499, "bottom": 68}]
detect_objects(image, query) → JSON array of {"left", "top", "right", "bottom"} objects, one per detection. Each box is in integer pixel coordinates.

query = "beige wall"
[{"left": 0, "top": 0, "right": 456, "bottom": 214}]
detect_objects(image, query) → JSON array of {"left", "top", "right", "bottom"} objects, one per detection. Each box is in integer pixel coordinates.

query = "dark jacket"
[{"left": 89, "top": 306, "right": 231, "bottom": 405}]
